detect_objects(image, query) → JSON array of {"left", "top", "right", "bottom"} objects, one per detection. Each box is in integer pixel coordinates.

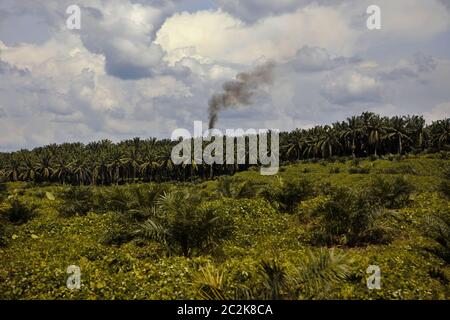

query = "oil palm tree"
[
  {"left": 341, "top": 116, "right": 364, "bottom": 157},
  {"left": 366, "top": 114, "right": 387, "bottom": 156},
  {"left": 317, "top": 125, "right": 341, "bottom": 158},
  {"left": 35, "top": 151, "right": 53, "bottom": 182},
  {"left": 384, "top": 116, "right": 412, "bottom": 154}
]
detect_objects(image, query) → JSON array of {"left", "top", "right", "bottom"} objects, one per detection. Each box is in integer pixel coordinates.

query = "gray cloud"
[
  {"left": 215, "top": 0, "right": 347, "bottom": 23},
  {"left": 321, "top": 71, "right": 384, "bottom": 105},
  {"left": 1, "top": 0, "right": 450, "bottom": 151},
  {"left": 287, "top": 46, "right": 360, "bottom": 72}
]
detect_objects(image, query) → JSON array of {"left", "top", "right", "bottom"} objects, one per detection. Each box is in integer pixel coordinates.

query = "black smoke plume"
[{"left": 208, "top": 61, "right": 275, "bottom": 129}]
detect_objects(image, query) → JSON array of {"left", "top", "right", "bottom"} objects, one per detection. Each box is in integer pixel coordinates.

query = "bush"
[
  {"left": 443, "top": 168, "right": 450, "bottom": 180},
  {"left": 97, "top": 184, "right": 171, "bottom": 220},
  {"left": 0, "top": 218, "right": 8, "bottom": 247},
  {"left": 367, "top": 176, "right": 415, "bottom": 209},
  {"left": 329, "top": 167, "right": 340, "bottom": 174},
  {"left": 348, "top": 167, "right": 370, "bottom": 174},
  {"left": 379, "top": 166, "right": 418, "bottom": 175},
  {"left": 217, "top": 177, "right": 258, "bottom": 199},
  {"left": 6, "top": 198, "right": 37, "bottom": 224},
  {"left": 423, "top": 213, "right": 450, "bottom": 264},
  {"left": 0, "top": 183, "right": 6, "bottom": 193},
  {"left": 59, "top": 186, "right": 94, "bottom": 217},
  {"left": 438, "top": 168, "right": 450, "bottom": 199},
  {"left": 134, "top": 190, "right": 234, "bottom": 257},
  {"left": 260, "top": 178, "right": 315, "bottom": 213},
  {"left": 308, "top": 186, "right": 392, "bottom": 246},
  {"left": 101, "top": 216, "right": 135, "bottom": 246},
  {"left": 350, "top": 158, "right": 361, "bottom": 166},
  {"left": 438, "top": 181, "right": 450, "bottom": 199}
]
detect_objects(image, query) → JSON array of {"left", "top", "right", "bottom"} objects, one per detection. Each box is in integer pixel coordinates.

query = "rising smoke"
[{"left": 208, "top": 61, "right": 275, "bottom": 129}]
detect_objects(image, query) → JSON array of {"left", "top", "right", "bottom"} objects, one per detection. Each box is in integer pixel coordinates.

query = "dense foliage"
[
  {"left": 0, "top": 154, "right": 449, "bottom": 300},
  {"left": 0, "top": 113, "right": 449, "bottom": 185}
]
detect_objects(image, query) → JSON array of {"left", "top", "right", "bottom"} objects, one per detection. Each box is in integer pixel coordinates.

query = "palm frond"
[
  {"left": 134, "top": 218, "right": 168, "bottom": 243},
  {"left": 296, "top": 249, "right": 351, "bottom": 299}
]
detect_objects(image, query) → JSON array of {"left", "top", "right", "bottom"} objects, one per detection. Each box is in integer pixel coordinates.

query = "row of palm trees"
[
  {"left": 0, "top": 112, "right": 449, "bottom": 185},
  {"left": 282, "top": 113, "right": 449, "bottom": 160}
]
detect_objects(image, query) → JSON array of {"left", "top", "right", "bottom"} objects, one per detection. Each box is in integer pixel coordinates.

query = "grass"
[{"left": 0, "top": 155, "right": 449, "bottom": 299}]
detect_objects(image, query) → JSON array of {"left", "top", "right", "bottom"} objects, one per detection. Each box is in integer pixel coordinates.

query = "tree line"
[{"left": 0, "top": 112, "right": 449, "bottom": 185}]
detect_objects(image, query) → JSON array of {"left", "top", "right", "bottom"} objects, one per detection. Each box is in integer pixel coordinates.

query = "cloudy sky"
[{"left": 0, "top": 0, "right": 450, "bottom": 151}]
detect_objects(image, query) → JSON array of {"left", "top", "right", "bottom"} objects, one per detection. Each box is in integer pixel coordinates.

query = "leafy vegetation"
[
  {"left": 4, "top": 198, "right": 37, "bottom": 225},
  {"left": 306, "top": 186, "right": 392, "bottom": 247},
  {"left": 0, "top": 113, "right": 449, "bottom": 300},
  {"left": 59, "top": 187, "right": 94, "bottom": 217},
  {"left": 260, "top": 178, "right": 315, "bottom": 213},
  {"left": 134, "top": 190, "right": 233, "bottom": 257},
  {"left": 1, "top": 113, "right": 449, "bottom": 185},
  {"left": 367, "top": 176, "right": 415, "bottom": 209}
]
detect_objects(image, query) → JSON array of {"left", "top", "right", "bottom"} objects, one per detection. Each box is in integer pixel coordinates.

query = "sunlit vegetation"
[
  {"left": 0, "top": 113, "right": 449, "bottom": 300},
  {"left": 0, "top": 113, "right": 449, "bottom": 185}
]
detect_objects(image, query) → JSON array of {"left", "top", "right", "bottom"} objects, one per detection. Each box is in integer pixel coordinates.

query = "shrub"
[
  {"left": 101, "top": 216, "right": 135, "bottom": 246},
  {"left": 429, "top": 267, "right": 449, "bottom": 285},
  {"left": 348, "top": 167, "right": 370, "bottom": 174},
  {"left": 193, "top": 250, "right": 351, "bottom": 300},
  {"left": 438, "top": 181, "right": 450, "bottom": 199},
  {"left": 258, "top": 259, "right": 289, "bottom": 300},
  {"left": 329, "top": 167, "right": 340, "bottom": 174},
  {"left": 193, "top": 263, "right": 230, "bottom": 300},
  {"left": 350, "top": 158, "right": 361, "bottom": 166},
  {"left": 134, "top": 190, "right": 234, "bottom": 257},
  {"left": 6, "top": 198, "right": 37, "bottom": 224},
  {"left": 423, "top": 213, "right": 450, "bottom": 264},
  {"left": 443, "top": 168, "right": 450, "bottom": 180},
  {"left": 379, "top": 166, "right": 418, "bottom": 175},
  {"left": 295, "top": 249, "right": 351, "bottom": 299},
  {"left": 367, "top": 176, "right": 415, "bottom": 209},
  {"left": 260, "top": 178, "right": 315, "bottom": 213},
  {"left": 98, "top": 184, "right": 171, "bottom": 219},
  {"left": 309, "top": 186, "right": 392, "bottom": 246},
  {"left": 438, "top": 168, "right": 450, "bottom": 199},
  {"left": 0, "top": 183, "right": 7, "bottom": 203},
  {"left": 59, "top": 186, "right": 94, "bottom": 217},
  {"left": 0, "top": 218, "right": 8, "bottom": 247},
  {"left": 217, "top": 177, "right": 258, "bottom": 199}
]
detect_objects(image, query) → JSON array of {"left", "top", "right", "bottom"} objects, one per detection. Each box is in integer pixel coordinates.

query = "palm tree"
[
  {"left": 4, "top": 156, "right": 21, "bottom": 182},
  {"left": 35, "top": 151, "right": 53, "bottom": 182},
  {"left": 19, "top": 151, "right": 37, "bottom": 182},
  {"left": 121, "top": 139, "right": 141, "bottom": 183},
  {"left": 317, "top": 125, "right": 341, "bottom": 158},
  {"left": 431, "top": 119, "right": 450, "bottom": 149},
  {"left": 366, "top": 114, "right": 387, "bottom": 156},
  {"left": 70, "top": 154, "right": 92, "bottom": 186},
  {"left": 134, "top": 190, "right": 232, "bottom": 257},
  {"left": 0, "top": 112, "right": 449, "bottom": 185},
  {"left": 286, "top": 130, "right": 306, "bottom": 161},
  {"left": 341, "top": 116, "right": 364, "bottom": 157},
  {"left": 53, "top": 154, "right": 70, "bottom": 184},
  {"left": 384, "top": 116, "right": 412, "bottom": 154},
  {"left": 107, "top": 148, "right": 124, "bottom": 185},
  {"left": 406, "top": 115, "right": 427, "bottom": 151}
]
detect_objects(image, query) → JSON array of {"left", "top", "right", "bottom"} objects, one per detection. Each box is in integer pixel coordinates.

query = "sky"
[{"left": 0, "top": 0, "right": 450, "bottom": 151}]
